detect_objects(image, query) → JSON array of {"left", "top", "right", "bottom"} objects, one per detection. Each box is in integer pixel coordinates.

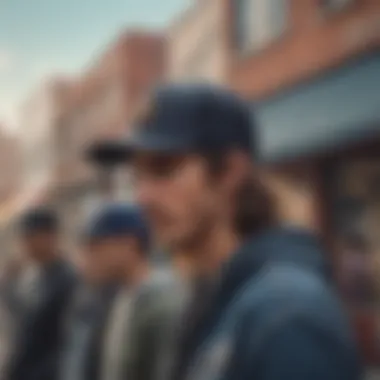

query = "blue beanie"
[{"left": 84, "top": 203, "right": 151, "bottom": 251}]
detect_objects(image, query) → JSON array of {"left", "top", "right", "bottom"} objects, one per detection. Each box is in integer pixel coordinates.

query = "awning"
[{"left": 254, "top": 52, "right": 380, "bottom": 163}]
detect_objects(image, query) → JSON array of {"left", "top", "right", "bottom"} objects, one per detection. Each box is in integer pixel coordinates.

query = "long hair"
[
  {"left": 204, "top": 151, "right": 276, "bottom": 238},
  {"left": 234, "top": 172, "right": 276, "bottom": 238}
]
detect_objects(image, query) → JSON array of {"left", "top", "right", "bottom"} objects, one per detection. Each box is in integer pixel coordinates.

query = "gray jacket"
[{"left": 102, "top": 268, "right": 186, "bottom": 380}]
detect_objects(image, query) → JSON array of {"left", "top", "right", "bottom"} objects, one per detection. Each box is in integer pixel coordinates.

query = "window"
[
  {"left": 233, "top": 0, "right": 288, "bottom": 53},
  {"left": 330, "top": 158, "right": 380, "bottom": 309}
]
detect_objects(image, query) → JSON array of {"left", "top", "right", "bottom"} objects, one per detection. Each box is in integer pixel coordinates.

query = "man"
[
  {"left": 59, "top": 220, "right": 121, "bottom": 380},
  {"left": 63, "top": 204, "right": 183, "bottom": 380},
  {"left": 120, "top": 84, "right": 362, "bottom": 380},
  {"left": 7, "top": 208, "right": 76, "bottom": 380},
  {"left": 0, "top": 256, "right": 31, "bottom": 379}
]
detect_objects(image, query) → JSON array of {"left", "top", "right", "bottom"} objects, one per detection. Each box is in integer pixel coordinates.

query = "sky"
[{"left": 0, "top": 0, "right": 189, "bottom": 133}]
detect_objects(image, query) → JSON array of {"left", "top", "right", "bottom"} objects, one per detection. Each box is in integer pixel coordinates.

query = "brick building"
[
  {"left": 224, "top": 0, "right": 380, "bottom": 363},
  {"left": 0, "top": 127, "right": 23, "bottom": 249},
  {"left": 0, "top": 78, "right": 69, "bottom": 221},
  {"left": 168, "top": 0, "right": 228, "bottom": 83},
  {"left": 54, "top": 30, "right": 165, "bottom": 246},
  {"left": 19, "top": 77, "right": 72, "bottom": 199},
  {"left": 228, "top": 0, "right": 379, "bottom": 97},
  {"left": 0, "top": 78, "right": 72, "bottom": 254},
  {"left": 0, "top": 128, "right": 22, "bottom": 202},
  {"left": 0, "top": 129, "right": 22, "bottom": 255}
]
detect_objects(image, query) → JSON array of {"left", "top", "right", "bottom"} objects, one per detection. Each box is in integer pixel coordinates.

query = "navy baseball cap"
[
  {"left": 18, "top": 208, "right": 59, "bottom": 235},
  {"left": 123, "top": 83, "right": 256, "bottom": 158},
  {"left": 83, "top": 204, "right": 150, "bottom": 250}
]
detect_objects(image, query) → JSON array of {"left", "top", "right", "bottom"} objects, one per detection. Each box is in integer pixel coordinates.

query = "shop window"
[
  {"left": 233, "top": 0, "right": 288, "bottom": 54},
  {"left": 330, "top": 158, "right": 380, "bottom": 309}
]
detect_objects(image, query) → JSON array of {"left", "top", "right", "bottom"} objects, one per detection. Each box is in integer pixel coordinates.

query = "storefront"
[
  {"left": 327, "top": 153, "right": 380, "bottom": 363},
  {"left": 254, "top": 52, "right": 380, "bottom": 363}
]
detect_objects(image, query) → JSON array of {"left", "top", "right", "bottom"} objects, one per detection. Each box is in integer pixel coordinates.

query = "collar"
[{"left": 209, "top": 226, "right": 328, "bottom": 321}]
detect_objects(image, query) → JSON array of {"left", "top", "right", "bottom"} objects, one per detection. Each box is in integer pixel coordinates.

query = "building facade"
[
  {"left": 0, "top": 129, "right": 22, "bottom": 202},
  {"left": 0, "top": 78, "right": 71, "bottom": 250},
  {"left": 18, "top": 78, "right": 72, "bottom": 205},
  {"left": 168, "top": 0, "right": 228, "bottom": 83},
  {"left": 0, "top": 127, "right": 23, "bottom": 254},
  {"left": 226, "top": 0, "right": 380, "bottom": 363},
  {"left": 228, "top": 0, "right": 379, "bottom": 97},
  {"left": 54, "top": 31, "right": 165, "bottom": 247}
]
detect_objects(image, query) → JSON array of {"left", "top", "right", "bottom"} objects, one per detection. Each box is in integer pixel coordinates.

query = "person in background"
[
  {"left": 121, "top": 84, "right": 362, "bottom": 380},
  {"left": 59, "top": 224, "right": 120, "bottom": 380},
  {"left": 0, "top": 256, "right": 27, "bottom": 319},
  {"left": 89, "top": 204, "right": 184, "bottom": 380},
  {"left": 7, "top": 208, "right": 76, "bottom": 380},
  {"left": 61, "top": 204, "right": 184, "bottom": 380},
  {"left": 0, "top": 256, "right": 27, "bottom": 380}
]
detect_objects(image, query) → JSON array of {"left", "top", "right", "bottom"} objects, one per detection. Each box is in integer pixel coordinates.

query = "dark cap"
[
  {"left": 123, "top": 83, "right": 255, "bottom": 158},
  {"left": 18, "top": 208, "right": 59, "bottom": 235},
  {"left": 84, "top": 203, "right": 150, "bottom": 250}
]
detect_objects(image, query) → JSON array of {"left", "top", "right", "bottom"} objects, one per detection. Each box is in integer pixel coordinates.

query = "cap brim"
[
  {"left": 120, "top": 132, "right": 194, "bottom": 161},
  {"left": 85, "top": 141, "right": 131, "bottom": 167},
  {"left": 85, "top": 131, "right": 194, "bottom": 166}
]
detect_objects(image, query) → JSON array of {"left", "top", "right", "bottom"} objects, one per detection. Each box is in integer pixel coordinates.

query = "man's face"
[
  {"left": 132, "top": 152, "right": 223, "bottom": 252},
  {"left": 21, "top": 231, "right": 58, "bottom": 262},
  {"left": 80, "top": 237, "right": 133, "bottom": 284}
]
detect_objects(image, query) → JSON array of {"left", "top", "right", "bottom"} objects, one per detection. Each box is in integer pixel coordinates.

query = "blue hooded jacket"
[{"left": 183, "top": 227, "right": 362, "bottom": 380}]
